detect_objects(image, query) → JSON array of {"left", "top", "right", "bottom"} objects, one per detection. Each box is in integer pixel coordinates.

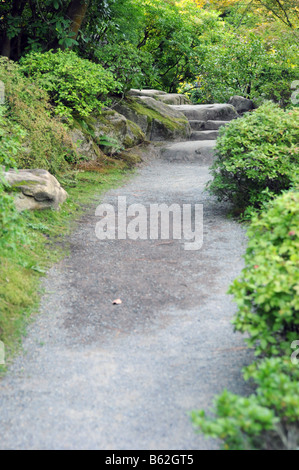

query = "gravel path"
[{"left": 0, "top": 153, "right": 253, "bottom": 450}]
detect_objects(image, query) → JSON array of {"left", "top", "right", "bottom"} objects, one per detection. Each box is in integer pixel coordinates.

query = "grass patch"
[{"left": 0, "top": 165, "right": 132, "bottom": 375}]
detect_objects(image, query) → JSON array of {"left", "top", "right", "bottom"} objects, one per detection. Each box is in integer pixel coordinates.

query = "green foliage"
[
  {"left": 207, "top": 102, "right": 299, "bottom": 213},
  {"left": 0, "top": 0, "right": 93, "bottom": 59},
  {"left": 180, "top": 33, "right": 298, "bottom": 106},
  {"left": 192, "top": 190, "right": 299, "bottom": 449},
  {"left": 243, "top": 357, "right": 299, "bottom": 424},
  {"left": 0, "top": 57, "right": 76, "bottom": 173},
  {"left": 76, "top": 0, "right": 225, "bottom": 93},
  {"left": 20, "top": 50, "right": 119, "bottom": 121},
  {"left": 192, "top": 355, "right": 299, "bottom": 450},
  {"left": 0, "top": 106, "right": 26, "bottom": 170},
  {"left": 0, "top": 105, "right": 26, "bottom": 249},
  {"left": 94, "top": 41, "right": 153, "bottom": 93},
  {"left": 0, "top": 186, "right": 26, "bottom": 250},
  {"left": 139, "top": 1, "right": 225, "bottom": 92},
  {"left": 191, "top": 389, "right": 278, "bottom": 450},
  {"left": 230, "top": 190, "right": 299, "bottom": 356}
]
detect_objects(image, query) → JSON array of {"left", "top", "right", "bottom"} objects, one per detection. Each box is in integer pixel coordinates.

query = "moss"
[
  {"left": 124, "top": 120, "right": 146, "bottom": 147},
  {"left": 117, "top": 150, "right": 142, "bottom": 166},
  {"left": 10, "top": 180, "right": 42, "bottom": 188},
  {"left": 126, "top": 98, "right": 188, "bottom": 133}
]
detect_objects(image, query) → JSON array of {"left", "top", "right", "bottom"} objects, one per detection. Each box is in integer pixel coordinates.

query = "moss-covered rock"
[
  {"left": 71, "top": 109, "right": 146, "bottom": 159},
  {"left": 70, "top": 125, "right": 106, "bottom": 161},
  {"left": 114, "top": 96, "right": 191, "bottom": 141},
  {"left": 4, "top": 169, "right": 68, "bottom": 211}
]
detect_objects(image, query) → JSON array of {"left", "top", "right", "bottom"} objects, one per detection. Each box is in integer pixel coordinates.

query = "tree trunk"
[
  {"left": 66, "top": 0, "right": 89, "bottom": 44},
  {"left": 1, "top": 0, "right": 28, "bottom": 58},
  {"left": 1, "top": 36, "right": 11, "bottom": 58}
]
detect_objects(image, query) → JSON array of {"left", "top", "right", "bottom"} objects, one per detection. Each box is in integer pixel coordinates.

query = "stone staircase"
[{"left": 160, "top": 103, "right": 239, "bottom": 164}]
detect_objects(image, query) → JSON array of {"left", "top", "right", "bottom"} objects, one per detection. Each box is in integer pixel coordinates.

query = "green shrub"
[
  {"left": 20, "top": 50, "right": 119, "bottom": 121},
  {"left": 0, "top": 57, "right": 76, "bottom": 173},
  {"left": 230, "top": 190, "right": 299, "bottom": 356},
  {"left": 95, "top": 41, "right": 153, "bottom": 94},
  {"left": 182, "top": 34, "right": 299, "bottom": 106},
  {"left": 191, "top": 389, "right": 278, "bottom": 450},
  {"left": 0, "top": 105, "right": 26, "bottom": 249},
  {"left": 192, "top": 356, "right": 299, "bottom": 450},
  {"left": 207, "top": 102, "right": 299, "bottom": 214},
  {"left": 192, "top": 190, "right": 299, "bottom": 450}
]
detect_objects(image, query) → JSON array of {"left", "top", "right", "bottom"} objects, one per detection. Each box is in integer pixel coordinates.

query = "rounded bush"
[
  {"left": 20, "top": 50, "right": 119, "bottom": 120},
  {"left": 229, "top": 190, "right": 299, "bottom": 356},
  {"left": 207, "top": 102, "right": 299, "bottom": 213}
]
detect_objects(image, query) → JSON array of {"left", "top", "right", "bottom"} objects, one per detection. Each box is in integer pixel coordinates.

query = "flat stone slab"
[
  {"left": 169, "top": 104, "right": 238, "bottom": 121},
  {"left": 190, "top": 130, "right": 219, "bottom": 141},
  {"left": 156, "top": 93, "right": 191, "bottom": 105},
  {"left": 189, "top": 120, "right": 231, "bottom": 131},
  {"left": 128, "top": 89, "right": 167, "bottom": 97},
  {"left": 128, "top": 90, "right": 190, "bottom": 105},
  {"left": 205, "top": 120, "right": 230, "bottom": 130},
  {"left": 160, "top": 140, "right": 217, "bottom": 164}
]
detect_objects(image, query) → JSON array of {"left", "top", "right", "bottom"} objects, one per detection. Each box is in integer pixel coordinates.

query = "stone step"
[
  {"left": 160, "top": 140, "right": 217, "bottom": 164},
  {"left": 189, "top": 120, "right": 205, "bottom": 131},
  {"left": 189, "top": 120, "right": 229, "bottom": 131},
  {"left": 205, "top": 120, "right": 229, "bottom": 130},
  {"left": 189, "top": 130, "right": 219, "bottom": 141},
  {"left": 169, "top": 104, "right": 238, "bottom": 122}
]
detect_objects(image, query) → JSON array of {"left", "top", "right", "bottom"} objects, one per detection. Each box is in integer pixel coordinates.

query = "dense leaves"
[
  {"left": 20, "top": 49, "right": 118, "bottom": 120},
  {"left": 0, "top": 105, "right": 26, "bottom": 249},
  {"left": 0, "top": 56, "right": 75, "bottom": 172},
  {"left": 192, "top": 191, "right": 299, "bottom": 450},
  {"left": 230, "top": 191, "right": 299, "bottom": 356},
  {"left": 207, "top": 102, "right": 299, "bottom": 213}
]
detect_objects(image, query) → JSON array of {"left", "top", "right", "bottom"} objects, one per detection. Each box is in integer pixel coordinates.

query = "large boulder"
[
  {"left": 70, "top": 127, "right": 104, "bottom": 160},
  {"left": 169, "top": 103, "right": 239, "bottom": 121},
  {"left": 128, "top": 89, "right": 190, "bottom": 105},
  {"left": 128, "top": 89, "right": 167, "bottom": 98},
  {"left": 93, "top": 109, "right": 146, "bottom": 149},
  {"left": 228, "top": 95, "right": 254, "bottom": 114},
  {"left": 114, "top": 96, "right": 191, "bottom": 141},
  {"left": 4, "top": 169, "right": 68, "bottom": 211},
  {"left": 70, "top": 110, "right": 146, "bottom": 158},
  {"left": 156, "top": 93, "right": 191, "bottom": 105}
]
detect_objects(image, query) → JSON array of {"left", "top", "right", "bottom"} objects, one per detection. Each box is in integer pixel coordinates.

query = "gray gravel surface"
[{"left": 0, "top": 155, "right": 253, "bottom": 450}]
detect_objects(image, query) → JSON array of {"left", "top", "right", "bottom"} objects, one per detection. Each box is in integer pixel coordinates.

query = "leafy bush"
[
  {"left": 207, "top": 102, "right": 299, "bottom": 213},
  {"left": 192, "top": 356, "right": 299, "bottom": 450},
  {"left": 20, "top": 50, "right": 119, "bottom": 120},
  {"left": 192, "top": 190, "right": 299, "bottom": 450},
  {"left": 0, "top": 106, "right": 26, "bottom": 249},
  {"left": 230, "top": 190, "right": 299, "bottom": 356},
  {"left": 0, "top": 57, "right": 76, "bottom": 173},
  {"left": 95, "top": 41, "right": 153, "bottom": 94},
  {"left": 182, "top": 33, "right": 299, "bottom": 106}
]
